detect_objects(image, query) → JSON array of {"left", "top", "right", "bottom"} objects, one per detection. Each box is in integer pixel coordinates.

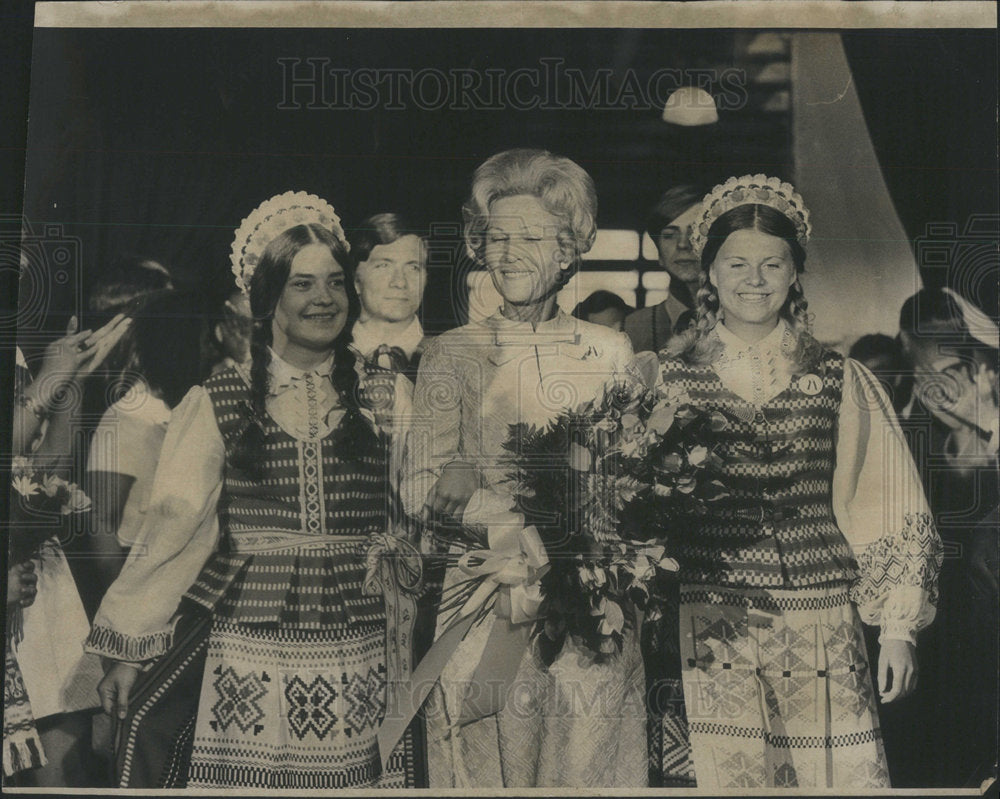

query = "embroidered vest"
[
  {"left": 662, "top": 350, "right": 859, "bottom": 589},
  {"left": 183, "top": 367, "right": 389, "bottom": 629}
]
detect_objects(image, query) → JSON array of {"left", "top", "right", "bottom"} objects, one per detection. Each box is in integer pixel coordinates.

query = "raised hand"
[{"left": 34, "top": 314, "right": 132, "bottom": 403}]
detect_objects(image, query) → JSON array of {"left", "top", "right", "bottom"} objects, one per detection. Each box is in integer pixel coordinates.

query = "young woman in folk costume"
[
  {"left": 650, "top": 175, "right": 943, "bottom": 789},
  {"left": 402, "top": 149, "right": 648, "bottom": 788},
  {"left": 86, "top": 192, "right": 423, "bottom": 789}
]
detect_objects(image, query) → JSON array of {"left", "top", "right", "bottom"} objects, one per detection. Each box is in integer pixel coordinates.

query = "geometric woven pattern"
[
  {"left": 851, "top": 511, "right": 942, "bottom": 612},
  {"left": 184, "top": 366, "right": 389, "bottom": 630},
  {"left": 342, "top": 667, "right": 387, "bottom": 735},
  {"left": 659, "top": 704, "right": 696, "bottom": 786},
  {"left": 285, "top": 675, "right": 338, "bottom": 740},
  {"left": 658, "top": 350, "right": 860, "bottom": 590},
  {"left": 209, "top": 666, "right": 267, "bottom": 734},
  {"left": 680, "top": 584, "right": 890, "bottom": 789},
  {"left": 189, "top": 616, "right": 414, "bottom": 788}
]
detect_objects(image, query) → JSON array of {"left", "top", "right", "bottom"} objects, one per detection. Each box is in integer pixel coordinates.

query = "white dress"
[
  {"left": 402, "top": 309, "right": 649, "bottom": 788},
  {"left": 86, "top": 380, "right": 172, "bottom": 546}
]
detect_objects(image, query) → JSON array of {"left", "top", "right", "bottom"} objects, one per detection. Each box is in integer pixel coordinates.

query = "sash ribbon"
[{"left": 376, "top": 522, "right": 549, "bottom": 767}]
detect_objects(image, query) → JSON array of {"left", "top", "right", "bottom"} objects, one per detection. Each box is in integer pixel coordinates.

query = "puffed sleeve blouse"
[
  {"left": 85, "top": 385, "right": 225, "bottom": 660},
  {"left": 833, "top": 355, "right": 943, "bottom": 644},
  {"left": 85, "top": 351, "right": 345, "bottom": 662},
  {"left": 705, "top": 322, "right": 944, "bottom": 645}
]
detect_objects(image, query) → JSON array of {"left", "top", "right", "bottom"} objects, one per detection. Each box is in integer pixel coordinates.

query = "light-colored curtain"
[{"left": 791, "top": 32, "right": 921, "bottom": 351}]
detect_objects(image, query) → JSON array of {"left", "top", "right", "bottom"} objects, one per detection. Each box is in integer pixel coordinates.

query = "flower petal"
[{"left": 647, "top": 406, "right": 676, "bottom": 435}]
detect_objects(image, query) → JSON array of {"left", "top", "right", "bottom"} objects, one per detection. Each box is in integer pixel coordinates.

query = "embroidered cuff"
[
  {"left": 83, "top": 623, "right": 174, "bottom": 663},
  {"left": 850, "top": 511, "right": 943, "bottom": 641}
]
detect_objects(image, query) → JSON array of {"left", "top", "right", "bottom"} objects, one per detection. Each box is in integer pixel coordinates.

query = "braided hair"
[
  {"left": 668, "top": 203, "right": 822, "bottom": 371},
  {"left": 230, "top": 223, "right": 364, "bottom": 479}
]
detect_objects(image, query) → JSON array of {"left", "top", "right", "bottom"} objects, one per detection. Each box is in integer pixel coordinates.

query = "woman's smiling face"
[
  {"left": 483, "top": 194, "right": 568, "bottom": 307},
  {"left": 271, "top": 243, "right": 349, "bottom": 355},
  {"left": 709, "top": 228, "right": 796, "bottom": 334}
]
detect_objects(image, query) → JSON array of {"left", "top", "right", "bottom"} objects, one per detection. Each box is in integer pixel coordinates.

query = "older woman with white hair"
[{"left": 403, "top": 149, "right": 647, "bottom": 788}]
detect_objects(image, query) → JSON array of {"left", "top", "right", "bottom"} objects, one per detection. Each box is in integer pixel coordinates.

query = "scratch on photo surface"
[{"left": 806, "top": 75, "right": 852, "bottom": 106}]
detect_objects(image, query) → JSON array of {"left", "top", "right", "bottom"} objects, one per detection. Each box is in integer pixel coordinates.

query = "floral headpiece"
[
  {"left": 690, "top": 174, "right": 811, "bottom": 258},
  {"left": 230, "top": 191, "right": 349, "bottom": 293}
]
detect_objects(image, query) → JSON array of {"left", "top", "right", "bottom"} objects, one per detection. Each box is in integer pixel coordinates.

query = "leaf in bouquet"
[
  {"left": 625, "top": 553, "right": 655, "bottom": 584},
  {"left": 578, "top": 563, "right": 608, "bottom": 591},
  {"left": 597, "top": 598, "right": 625, "bottom": 636},
  {"left": 652, "top": 482, "right": 673, "bottom": 498},
  {"left": 674, "top": 405, "right": 700, "bottom": 426},
  {"left": 688, "top": 445, "right": 709, "bottom": 467},
  {"left": 614, "top": 475, "right": 642, "bottom": 505},
  {"left": 700, "top": 479, "right": 730, "bottom": 502},
  {"left": 639, "top": 541, "right": 666, "bottom": 559},
  {"left": 591, "top": 565, "right": 607, "bottom": 588},
  {"left": 616, "top": 437, "right": 637, "bottom": 460},
  {"left": 594, "top": 414, "right": 618, "bottom": 436},
  {"left": 627, "top": 582, "right": 650, "bottom": 609},
  {"left": 61, "top": 486, "right": 92, "bottom": 515},
  {"left": 660, "top": 452, "right": 683, "bottom": 473},
  {"left": 11, "top": 456, "right": 31, "bottom": 477},
  {"left": 705, "top": 450, "right": 726, "bottom": 470},
  {"left": 658, "top": 556, "right": 680, "bottom": 572},
  {"left": 647, "top": 406, "right": 676, "bottom": 436},
  {"left": 620, "top": 412, "right": 641, "bottom": 432},
  {"left": 12, "top": 476, "right": 40, "bottom": 497},
  {"left": 709, "top": 411, "right": 729, "bottom": 432},
  {"left": 676, "top": 475, "right": 697, "bottom": 494}
]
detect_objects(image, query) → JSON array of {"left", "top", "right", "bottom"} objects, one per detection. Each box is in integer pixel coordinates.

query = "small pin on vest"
[{"left": 797, "top": 374, "right": 822, "bottom": 395}]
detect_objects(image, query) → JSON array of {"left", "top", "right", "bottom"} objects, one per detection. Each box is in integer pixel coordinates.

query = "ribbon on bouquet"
[
  {"left": 360, "top": 531, "right": 424, "bottom": 761},
  {"left": 376, "top": 522, "right": 549, "bottom": 768}
]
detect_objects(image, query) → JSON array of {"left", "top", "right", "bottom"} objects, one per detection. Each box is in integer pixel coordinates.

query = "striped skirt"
[
  {"left": 114, "top": 608, "right": 419, "bottom": 789},
  {"left": 678, "top": 583, "right": 890, "bottom": 789}
]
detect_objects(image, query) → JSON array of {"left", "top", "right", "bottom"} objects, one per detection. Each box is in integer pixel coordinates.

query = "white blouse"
[
  {"left": 704, "top": 321, "right": 942, "bottom": 645},
  {"left": 86, "top": 350, "right": 350, "bottom": 661},
  {"left": 86, "top": 380, "right": 172, "bottom": 546}
]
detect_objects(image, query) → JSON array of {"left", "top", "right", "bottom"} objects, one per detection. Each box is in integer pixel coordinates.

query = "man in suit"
[{"left": 624, "top": 184, "right": 706, "bottom": 354}]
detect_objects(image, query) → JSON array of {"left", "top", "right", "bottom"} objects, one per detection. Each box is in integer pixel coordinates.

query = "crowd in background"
[{"left": 5, "top": 171, "right": 997, "bottom": 790}]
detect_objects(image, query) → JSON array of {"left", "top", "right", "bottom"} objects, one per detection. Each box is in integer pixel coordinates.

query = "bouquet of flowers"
[
  {"left": 9, "top": 456, "right": 91, "bottom": 565},
  {"left": 502, "top": 363, "right": 730, "bottom": 661}
]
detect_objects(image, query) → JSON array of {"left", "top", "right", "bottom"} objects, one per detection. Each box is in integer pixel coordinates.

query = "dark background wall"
[
  {"left": 18, "top": 26, "right": 791, "bottom": 335},
  {"left": 11, "top": 26, "right": 1000, "bottom": 340}
]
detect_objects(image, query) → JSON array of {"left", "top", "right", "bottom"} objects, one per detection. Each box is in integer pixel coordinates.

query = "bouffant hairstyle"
[{"left": 463, "top": 148, "right": 598, "bottom": 284}]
